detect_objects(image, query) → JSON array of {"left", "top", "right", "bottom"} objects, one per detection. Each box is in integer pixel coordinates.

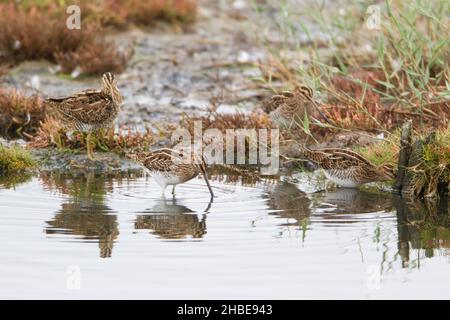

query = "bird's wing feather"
[
  {"left": 140, "top": 150, "right": 185, "bottom": 172},
  {"left": 45, "top": 90, "right": 114, "bottom": 124},
  {"left": 320, "top": 148, "right": 376, "bottom": 167}
]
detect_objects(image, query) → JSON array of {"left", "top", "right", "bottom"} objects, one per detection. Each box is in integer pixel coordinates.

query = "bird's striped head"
[
  {"left": 102, "top": 72, "right": 115, "bottom": 85},
  {"left": 101, "top": 72, "right": 123, "bottom": 106},
  {"left": 294, "top": 85, "right": 314, "bottom": 102},
  {"left": 294, "top": 84, "right": 334, "bottom": 125}
]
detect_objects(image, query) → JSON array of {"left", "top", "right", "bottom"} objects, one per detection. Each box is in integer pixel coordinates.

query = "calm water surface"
[{"left": 0, "top": 172, "right": 448, "bottom": 299}]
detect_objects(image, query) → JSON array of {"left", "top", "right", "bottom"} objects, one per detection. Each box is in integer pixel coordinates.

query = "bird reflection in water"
[
  {"left": 42, "top": 172, "right": 121, "bottom": 258},
  {"left": 135, "top": 199, "right": 208, "bottom": 240},
  {"left": 313, "top": 188, "right": 448, "bottom": 270},
  {"left": 313, "top": 188, "right": 393, "bottom": 216},
  {"left": 267, "top": 182, "right": 311, "bottom": 227}
]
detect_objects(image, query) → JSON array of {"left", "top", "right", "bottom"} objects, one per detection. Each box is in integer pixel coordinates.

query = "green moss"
[{"left": 0, "top": 145, "right": 36, "bottom": 173}]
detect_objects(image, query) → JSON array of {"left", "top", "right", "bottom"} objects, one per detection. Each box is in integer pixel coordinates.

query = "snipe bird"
[
  {"left": 299, "top": 146, "right": 395, "bottom": 188},
  {"left": 264, "top": 85, "right": 332, "bottom": 128},
  {"left": 126, "top": 148, "right": 215, "bottom": 198},
  {"left": 45, "top": 72, "right": 123, "bottom": 160}
]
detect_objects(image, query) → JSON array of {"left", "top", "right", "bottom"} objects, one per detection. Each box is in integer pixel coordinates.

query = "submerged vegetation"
[{"left": 0, "top": 144, "right": 36, "bottom": 173}]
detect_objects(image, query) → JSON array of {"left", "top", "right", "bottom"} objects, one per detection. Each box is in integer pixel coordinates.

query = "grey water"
[{"left": 0, "top": 172, "right": 448, "bottom": 299}]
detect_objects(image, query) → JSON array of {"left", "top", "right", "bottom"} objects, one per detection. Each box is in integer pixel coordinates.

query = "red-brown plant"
[{"left": 0, "top": 3, "right": 127, "bottom": 75}]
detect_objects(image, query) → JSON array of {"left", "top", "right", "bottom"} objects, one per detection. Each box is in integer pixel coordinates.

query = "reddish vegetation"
[
  {"left": 257, "top": 52, "right": 448, "bottom": 137},
  {"left": 178, "top": 111, "right": 275, "bottom": 159},
  {"left": 180, "top": 111, "right": 273, "bottom": 135},
  {"left": 0, "top": 1, "right": 197, "bottom": 74},
  {"left": 324, "top": 71, "right": 449, "bottom": 131},
  {"left": 331, "top": 70, "right": 385, "bottom": 99},
  {"left": 53, "top": 35, "right": 128, "bottom": 75},
  {"left": 0, "top": 89, "right": 45, "bottom": 139},
  {"left": 0, "top": 3, "right": 125, "bottom": 75},
  {"left": 29, "top": 116, "right": 154, "bottom": 153},
  {"left": 101, "top": 0, "right": 197, "bottom": 27}
]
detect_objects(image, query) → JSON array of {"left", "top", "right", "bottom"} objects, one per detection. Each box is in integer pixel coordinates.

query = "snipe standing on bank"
[
  {"left": 299, "top": 146, "right": 395, "bottom": 188},
  {"left": 264, "top": 85, "right": 333, "bottom": 128},
  {"left": 126, "top": 148, "right": 215, "bottom": 198},
  {"left": 45, "top": 72, "right": 123, "bottom": 160}
]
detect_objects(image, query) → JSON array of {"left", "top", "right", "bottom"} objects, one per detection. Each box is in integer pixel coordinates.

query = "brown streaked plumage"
[
  {"left": 299, "top": 146, "right": 395, "bottom": 187},
  {"left": 264, "top": 85, "right": 332, "bottom": 128},
  {"left": 45, "top": 72, "right": 123, "bottom": 159},
  {"left": 135, "top": 204, "right": 207, "bottom": 239},
  {"left": 126, "top": 148, "right": 215, "bottom": 198}
]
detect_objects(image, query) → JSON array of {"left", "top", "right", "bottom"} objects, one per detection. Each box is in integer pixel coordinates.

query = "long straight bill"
[{"left": 200, "top": 159, "right": 214, "bottom": 199}]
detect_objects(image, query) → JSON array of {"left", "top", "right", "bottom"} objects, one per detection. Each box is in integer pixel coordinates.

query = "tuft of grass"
[
  {"left": 0, "top": 144, "right": 36, "bottom": 173},
  {"left": 412, "top": 126, "right": 450, "bottom": 198},
  {"left": 0, "top": 89, "right": 45, "bottom": 139},
  {"left": 28, "top": 116, "right": 155, "bottom": 155},
  {"left": 377, "top": 1, "right": 449, "bottom": 104},
  {"left": 53, "top": 35, "right": 128, "bottom": 75},
  {"left": 357, "top": 131, "right": 401, "bottom": 167},
  {"left": 100, "top": 0, "right": 197, "bottom": 27},
  {"left": 358, "top": 126, "right": 449, "bottom": 198}
]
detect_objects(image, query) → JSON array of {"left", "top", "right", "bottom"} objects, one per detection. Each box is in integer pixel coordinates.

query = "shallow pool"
[{"left": 0, "top": 172, "right": 448, "bottom": 299}]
